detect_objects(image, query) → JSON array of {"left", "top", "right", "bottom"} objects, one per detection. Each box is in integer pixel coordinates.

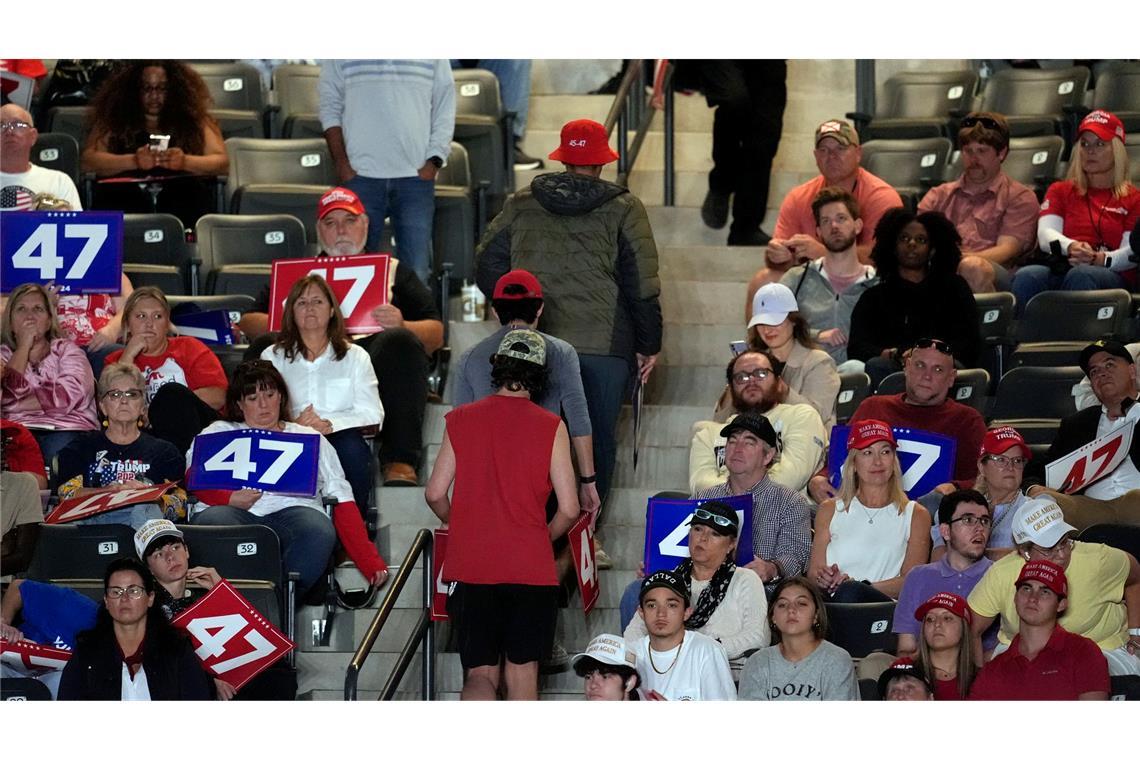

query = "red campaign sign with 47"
[
  {"left": 267, "top": 254, "right": 391, "bottom": 334},
  {"left": 44, "top": 482, "right": 176, "bottom": 524},
  {"left": 171, "top": 580, "right": 295, "bottom": 692},
  {"left": 568, "top": 512, "right": 600, "bottom": 615}
]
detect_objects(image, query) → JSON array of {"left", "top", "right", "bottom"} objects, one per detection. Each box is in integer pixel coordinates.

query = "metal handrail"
[
  {"left": 602, "top": 60, "right": 676, "bottom": 205},
  {"left": 344, "top": 528, "right": 435, "bottom": 701}
]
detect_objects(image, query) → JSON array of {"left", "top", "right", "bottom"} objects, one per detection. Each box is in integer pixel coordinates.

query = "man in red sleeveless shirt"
[{"left": 425, "top": 328, "right": 580, "bottom": 700}]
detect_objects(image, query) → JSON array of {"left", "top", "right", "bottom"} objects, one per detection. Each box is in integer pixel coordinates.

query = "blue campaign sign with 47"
[{"left": 1, "top": 211, "right": 123, "bottom": 294}]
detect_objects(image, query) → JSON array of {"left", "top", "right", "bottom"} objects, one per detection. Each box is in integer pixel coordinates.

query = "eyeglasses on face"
[
  {"left": 1030, "top": 538, "right": 1074, "bottom": 558},
  {"left": 693, "top": 508, "right": 735, "bottom": 529},
  {"left": 105, "top": 585, "right": 147, "bottom": 599},
  {"left": 103, "top": 389, "right": 143, "bottom": 401},
  {"left": 1, "top": 121, "right": 33, "bottom": 132},
  {"left": 984, "top": 454, "right": 1028, "bottom": 469},
  {"left": 731, "top": 368, "right": 771, "bottom": 385},
  {"left": 948, "top": 514, "right": 993, "bottom": 528}
]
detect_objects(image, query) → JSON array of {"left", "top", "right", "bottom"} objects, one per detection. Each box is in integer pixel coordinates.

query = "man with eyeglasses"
[
  {"left": 690, "top": 349, "right": 826, "bottom": 496},
  {"left": 746, "top": 118, "right": 902, "bottom": 297},
  {"left": 918, "top": 111, "right": 1038, "bottom": 294},
  {"left": 694, "top": 412, "right": 813, "bottom": 590},
  {"left": 969, "top": 560, "right": 1110, "bottom": 700},
  {"left": 892, "top": 490, "right": 997, "bottom": 658},
  {"left": 968, "top": 498, "right": 1140, "bottom": 675},
  {"left": 1, "top": 103, "right": 82, "bottom": 210},
  {"left": 1023, "top": 340, "right": 1140, "bottom": 530}
]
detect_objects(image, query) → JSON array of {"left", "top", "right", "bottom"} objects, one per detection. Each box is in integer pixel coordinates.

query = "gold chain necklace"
[{"left": 648, "top": 636, "right": 684, "bottom": 675}]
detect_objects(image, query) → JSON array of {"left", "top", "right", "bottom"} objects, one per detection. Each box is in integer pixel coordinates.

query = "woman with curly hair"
[
  {"left": 846, "top": 207, "right": 981, "bottom": 388},
  {"left": 81, "top": 60, "right": 228, "bottom": 228}
]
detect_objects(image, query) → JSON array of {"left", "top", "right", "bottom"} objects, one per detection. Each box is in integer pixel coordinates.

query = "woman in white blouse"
[
  {"left": 261, "top": 274, "right": 383, "bottom": 518},
  {"left": 809, "top": 419, "right": 931, "bottom": 602}
]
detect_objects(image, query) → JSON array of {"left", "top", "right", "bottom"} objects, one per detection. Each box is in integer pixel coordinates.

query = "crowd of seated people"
[{"left": 3, "top": 58, "right": 1140, "bottom": 703}]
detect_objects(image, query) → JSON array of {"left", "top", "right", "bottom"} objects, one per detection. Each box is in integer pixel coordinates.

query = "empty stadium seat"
[
  {"left": 1076, "top": 524, "right": 1140, "bottom": 561},
  {"left": 876, "top": 368, "right": 990, "bottom": 414},
  {"left": 195, "top": 213, "right": 307, "bottom": 296},
  {"left": 1, "top": 678, "right": 53, "bottom": 701},
  {"left": 848, "top": 69, "right": 979, "bottom": 141},
  {"left": 836, "top": 372, "right": 871, "bottom": 425},
  {"left": 433, "top": 141, "right": 478, "bottom": 282},
  {"left": 121, "top": 213, "right": 195, "bottom": 295},
  {"left": 988, "top": 366, "right": 1085, "bottom": 444},
  {"left": 191, "top": 61, "right": 265, "bottom": 115},
  {"left": 974, "top": 292, "right": 1016, "bottom": 387},
  {"left": 859, "top": 137, "right": 953, "bottom": 208},
  {"left": 1081, "top": 61, "right": 1140, "bottom": 134},
  {"left": 222, "top": 138, "right": 335, "bottom": 211},
  {"left": 1011, "top": 289, "right": 1131, "bottom": 368},
  {"left": 26, "top": 524, "right": 136, "bottom": 582},
  {"left": 825, "top": 601, "right": 897, "bottom": 658},
  {"left": 31, "top": 132, "right": 80, "bottom": 186},
  {"left": 211, "top": 109, "right": 265, "bottom": 139},
  {"left": 453, "top": 69, "right": 510, "bottom": 219},
  {"left": 44, "top": 105, "right": 90, "bottom": 149},
  {"left": 270, "top": 63, "right": 321, "bottom": 139},
  {"left": 978, "top": 67, "right": 1090, "bottom": 140}
]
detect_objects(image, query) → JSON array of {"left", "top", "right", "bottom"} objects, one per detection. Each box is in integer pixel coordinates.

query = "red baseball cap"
[
  {"left": 317, "top": 186, "right": 365, "bottom": 219},
  {"left": 914, "top": 592, "right": 973, "bottom": 624},
  {"left": 1078, "top": 109, "right": 1126, "bottom": 145},
  {"left": 1016, "top": 559, "right": 1068, "bottom": 598},
  {"left": 493, "top": 269, "right": 543, "bottom": 300},
  {"left": 548, "top": 119, "right": 620, "bottom": 165},
  {"left": 847, "top": 419, "right": 896, "bottom": 449},
  {"left": 979, "top": 426, "right": 1030, "bottom": 460}
]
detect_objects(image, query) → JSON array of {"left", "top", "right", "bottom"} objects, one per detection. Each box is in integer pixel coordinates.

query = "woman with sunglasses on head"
[
  {"left": 623, "top": 500, "right": 768, "bottom": 679},
  {"left": 738, "top": 576, "right": 858, "bottom": 700},
  {"left": 57, "top": 556, "right": 213, "bottom": 700},
  {"left": 847, "top": 208, "right": 980, "bottom": 389},
  {"left": 55, "top": 363, "right": 186, "bottom": 529},
  {"left": 968, "top": 497, "right": 1140, "bottom": 676},
  {"left": 809, "top": 419, "right": 932, "bottom": 603},
  {"left": 1011, "top": 110, "right": 1140, "bottom": 315}
]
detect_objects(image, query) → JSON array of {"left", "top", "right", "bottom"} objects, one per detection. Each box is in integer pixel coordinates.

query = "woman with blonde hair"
[
  {"left": 809, "top": 419, "right": 932, "bottom": 602},
  {"left": 1, "top": 282, "right": 98, "bottom": 464},
  {"left": 1011, "top": 109, "right": 1140, "bottom": 310}
]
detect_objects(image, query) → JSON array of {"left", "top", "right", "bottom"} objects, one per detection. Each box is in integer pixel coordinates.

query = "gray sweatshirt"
[
  {"left": 779, "top": 260, "right": 877, "bottom": 365},
  {"left": 737, "top": 640, "right": 860, "bottom": 701}
]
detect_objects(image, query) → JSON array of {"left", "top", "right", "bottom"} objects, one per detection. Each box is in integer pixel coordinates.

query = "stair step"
[
  {"left": 661, "top": 280, "right": 747, "bottom": 325},
  {"left": 616, "top": 403, "right": 707, "bottom": 448}
]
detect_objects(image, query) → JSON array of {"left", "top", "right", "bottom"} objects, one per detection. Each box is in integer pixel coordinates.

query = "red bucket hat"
[
  {"left": 1078, "top": 109, "right": 1126, "bottom": 145},
  {"left": 847, "top": 419, "right": 896, "bottom": 450},
  {"left": 318, "top": 186, "right": 365, "bottom": 219},
  {"left": 548, "top": 119, "right": 620, "bottom": 165}
]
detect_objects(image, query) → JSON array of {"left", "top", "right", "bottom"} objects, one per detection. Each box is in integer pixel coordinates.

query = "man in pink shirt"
[
  {"left": 746, "top": 119, "right": 902, "bottom": 320},
  {"left": 918, "top": 112, "right": 1039, "bottom": 293}
]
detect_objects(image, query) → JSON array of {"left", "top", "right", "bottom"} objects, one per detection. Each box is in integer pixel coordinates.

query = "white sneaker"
[{"left": 594, "top": 546, "right": 614, "bottom": 570}]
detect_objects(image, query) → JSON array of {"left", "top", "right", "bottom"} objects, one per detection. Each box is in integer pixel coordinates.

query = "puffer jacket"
[{"left": 475, "top": 172, "right": 662, "bottom": 359}]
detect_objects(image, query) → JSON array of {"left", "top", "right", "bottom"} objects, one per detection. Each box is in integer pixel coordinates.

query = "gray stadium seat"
[
  {"left": 988, "top": 366, "right": 1085, "bottom": 445},
  {"left": 44, "top": 105, "right": 90, "bottom": 148},
  {"left": 211, "top": 109, "right": 265, "bottom": 139},
  {"left": 223, "top": 138, "right": 335, "bottom": 210},
  {"left": 195, "top": 213, "right": 307, "bottom": 296},
  {"left": 825, "top": 601, "right": 897, "bottom": 658},
  {"left": 978, "top": 67, "right": 1091, "bottom": 139},
  {"left": 191, "top": 62, "right": 265, "bottom": 114},
  {"left": 26, "top": 524, "right": 136, "bottom": 582},
  {"left": 860, "top": 137, "right": 953, "bottom": 209},
  {"left": 836, "top": 372, "right": 871, "bottom": 425},
  {"left": 270, "top": 63, "right": 321, "bottom": 139},
  {"left": 1011, "top": 289, "right": 1131, "bottom": 368},
  {"left": 31, "top": 132, "right": 79, "bottom": 186},
  {"left": 453, "top": 68, "right": 510, "bottom": 219},
  {"left": 974, "top": 292, "right": 1016, "bottom": 389},
  {"left": 849, "top": 69, "right": 979, "bottom": 141},
  {"left": 121, "top": 213, "right": 195, "bottom": 295},
  {"left": 433, "top": 141, "right": 477, "bottom": 282},
  {"left": 1085, "top": 61, "right": 1140, "bottom": 134}
]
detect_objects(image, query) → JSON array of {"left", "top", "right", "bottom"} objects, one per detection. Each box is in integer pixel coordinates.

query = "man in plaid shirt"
[{"left": 695, "top": 412, "right": 813, "bottom": 595}]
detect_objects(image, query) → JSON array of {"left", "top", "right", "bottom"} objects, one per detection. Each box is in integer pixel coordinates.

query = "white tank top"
[{"left": 826, "top": 496, "right": 915, "bottom": 583}]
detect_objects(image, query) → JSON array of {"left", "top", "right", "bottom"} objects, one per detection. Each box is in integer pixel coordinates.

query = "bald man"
[{"left": 1, "top": 103, "right": 82, "bottom": 210}]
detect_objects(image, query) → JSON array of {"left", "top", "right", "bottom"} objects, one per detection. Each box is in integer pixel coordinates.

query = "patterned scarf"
[{"left": 676, "top": 556, "right": 736, "bottom": 630}]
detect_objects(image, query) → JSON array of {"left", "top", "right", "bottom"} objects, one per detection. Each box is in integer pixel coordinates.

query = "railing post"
[
  {"left": 664, "top": 82, "right": 675, "bottom": 207},
  {"left": 617, "top": 110, "right": 629, "bottom": 177},
  {"left": 422, "top": 538, "right": 434, "bottom": 701}
]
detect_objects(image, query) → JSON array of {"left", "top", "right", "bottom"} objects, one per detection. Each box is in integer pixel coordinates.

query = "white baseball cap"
[
  {"left": 1010, "top": 498, "right": 1076, "bottom": 548},
  {"left": 134, "top": 519, "right": 184, "bottom": 559},
  {"left": 747, "top": 283, "right": 799, "bottom": 329},
  {"left": 570, "top": 634, "right": 636, "bottom": 675}
]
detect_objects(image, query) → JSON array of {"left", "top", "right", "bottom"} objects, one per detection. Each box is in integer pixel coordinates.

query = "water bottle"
[{"left": 461, "top": 280, "right": 485, "bottom": 322}]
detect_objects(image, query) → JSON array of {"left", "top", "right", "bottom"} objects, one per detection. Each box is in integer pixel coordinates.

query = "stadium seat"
[
  {"left": 270, "top": 63, "right": 321, "bottom": 139},
  {"left": 875, "top": 368, "right": 990, "bottom": 414},
  {"left": 1011, "top": 289, "right": 1131, "bottom": 368},
  {"left": 997, "top": 136, "right": 1065, "bottom": 200},
  {"left": 974, "top": 292, "right": 1016, "bottom": 389},
  {"left": 453, "top": 68, "right": 510, "bottom": 220},
  {"left": 978, "top": 67, "right": 1090, "bottom": 141},
  {"left": 825, "top": 601, "right": 897, "bottom": 658},
  {"left": 988, "top": 366, "right": 1085, "bottom": 444},
  {"left": 1111, "top": 676, "right": 1140, "bottom": 701},
  {"left": 179, "top": 525, "right": 288, "bottom": 618},
  {"left": 847, "top": 70, "right": 979, "bottom": 141},
  {"left": 433, "top": 141, "right": 478, "bottom": 282},
  {"left": 858, "top": 678, "right": 880, "bottom": 701},
  {"left": 1073, "top": 61, "right": 1140, "bottom": 135},
  {"left": 121, "top": 213, "right": 195, "bottom": 295},
  {"left": 222, "top": 138, "right": 335, "bottom": 211},
  {"left": 191, "top": 62, "right": 265, "bottom": 122},
  {"left": 836, "top": 372, "right": 871, "bottom": 425},
  {"left": 1076, "top": 524, "right": 1140, "bottom": 561},
  {"left": 44, "top": 105, "right": 90, "bottom": 149},
  {"left": 1127, "top": 142, "right": 1140, "bottom": 185},
  {"left": 167, "top": 293, "right": 256, "bottom": 317},
  {"left": 211, "top": 109, "right": 265, "bottom": 139},
  {"left": 31, "top": 132, "right": 79, "bottom": 186},
  {"left": 195, "top": 214, "right": 307, "bottom": 296},
  {"left": 231, "top": 184, "right": 329, "bottom": 244},
  {"left": 26, "top": 524, "right": 137, "bottom": 583},
  {"left": 859, "top": 138, "right": 953, "bottom": 209},
  {"left": 1, "top": 678, "right": 53, "bottom": 701}
]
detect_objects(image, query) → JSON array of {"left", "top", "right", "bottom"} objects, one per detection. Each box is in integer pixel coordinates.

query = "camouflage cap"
[{"left": 495, "top": 328, "right": 546, "bottom": 366}]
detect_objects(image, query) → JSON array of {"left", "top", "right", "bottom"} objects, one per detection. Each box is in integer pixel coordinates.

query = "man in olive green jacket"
[{"left": 475, "top": 119, "right": 662, "bottom": 514}]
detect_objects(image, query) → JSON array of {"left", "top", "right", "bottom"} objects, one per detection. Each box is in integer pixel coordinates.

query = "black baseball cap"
[
  {"left": 1079, "top": 339, "right": 1133, "bottom": 376},
  {"left": 877, "top": 657, "right": 931, "bottom": 699},
  {"left": 719, "top": 412, "right": 778, "bottom": 448},
  {"left": 639, "top": 570, "right": 689, "bottom": 605},
  {"left": 690, "top": 500, "right": 739, "bottom": 537}
]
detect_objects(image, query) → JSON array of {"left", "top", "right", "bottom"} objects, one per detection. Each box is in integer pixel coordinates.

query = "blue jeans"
[
  {"left": 578, "top": 354, "right": 631, "bottom": 510},
  {"left": 619, "top": 579, "right": 641, "bottom": 632},
  {"left": 1011, "top": 264, "right": 1127, "bottom": 316},
  {"left": 344, "top": 175, "right": 435, "bottom": 285},
  {"left": 80, "top": 503, "right": 163, "bottom": 531},
  {"left": 326, "top": 428, "right": 373, "bottom": 517},
  {"left": 192, "top": 505, "right": 336, "bottom": 596},
  {"left": 453, "top": 60, "right": 531, "bottom": 138},
  {"left": 32, "top": 430, "right": 85, "bottom": 473}
]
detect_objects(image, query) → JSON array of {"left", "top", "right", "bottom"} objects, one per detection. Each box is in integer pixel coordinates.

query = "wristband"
[
  {"left": 578, "top": 474, "right": 597, "bottom": 484},
  {"left": 1129, "top": 627, "right": 1140, "bottom": 636}
]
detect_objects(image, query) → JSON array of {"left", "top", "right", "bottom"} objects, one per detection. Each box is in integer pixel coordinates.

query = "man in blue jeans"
[{"left": 319, "top": 59, "right": 456, "bottom": 284}]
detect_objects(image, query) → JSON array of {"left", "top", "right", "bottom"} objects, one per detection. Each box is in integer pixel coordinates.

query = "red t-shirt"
[
  {"left": 1, "top": 419, "right": 46, "bottom": 477},
  {"left": 56, "top": 294, "right": 116, "bottom": 347},
  {"left": 105, "top": 336, "right": 227, "bottom": 403},
  {"left": 1040, "top": 180, "right": 1140, "bottom": 251},
  {"left": 968, "top": 626, "right": 1110, "bottom": 700},
  {"left": 442, "top": 395, "right": 560, "bottom": 586},
  {"left": 932, "top": 675, "right": 963, "bottom": 701}
]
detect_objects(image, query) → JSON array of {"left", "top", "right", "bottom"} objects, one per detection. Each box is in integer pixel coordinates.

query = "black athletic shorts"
[{"left": 446, "top": 582, "right": 559, "bottom": 668}]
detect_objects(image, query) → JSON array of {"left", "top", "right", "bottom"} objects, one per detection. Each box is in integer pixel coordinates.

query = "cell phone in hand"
[
  {"left": 729, "top": 340, "right": 748, "bottom": 357},
  {"left": 148, "top": 133, "right": 171, "bottom": 152}
]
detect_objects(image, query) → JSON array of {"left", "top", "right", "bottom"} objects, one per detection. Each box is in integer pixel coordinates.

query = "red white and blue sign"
[
  {"left": 172, "top": 309, "right": 235, "bottom": 345},
  {"left": 827, "top": 425, "right": 956, "bottom": 498},
  {"left": 643, "top": 493, "right": 753, "bottom": 575},
  {"left": 1, "top": 211, "right": 123, "bottom": 294},
  {"left": 188, "top": 428, "right": 320, "bottom": 497}
]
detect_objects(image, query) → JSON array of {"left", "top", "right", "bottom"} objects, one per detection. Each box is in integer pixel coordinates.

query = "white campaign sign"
[{"left": 1045, "top": 422, "right": 1134, "bottom": 494}]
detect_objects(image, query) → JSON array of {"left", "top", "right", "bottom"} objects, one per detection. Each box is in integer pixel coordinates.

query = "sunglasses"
[
  {"left": 913, "top": 337, "right": 954, "bottom": 356},
  {"left": 693, "top": 508, "right": 736, "bottom": 529},
  {"left": 960, "top": 116, "right": 1002, "bottom": 131}
]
